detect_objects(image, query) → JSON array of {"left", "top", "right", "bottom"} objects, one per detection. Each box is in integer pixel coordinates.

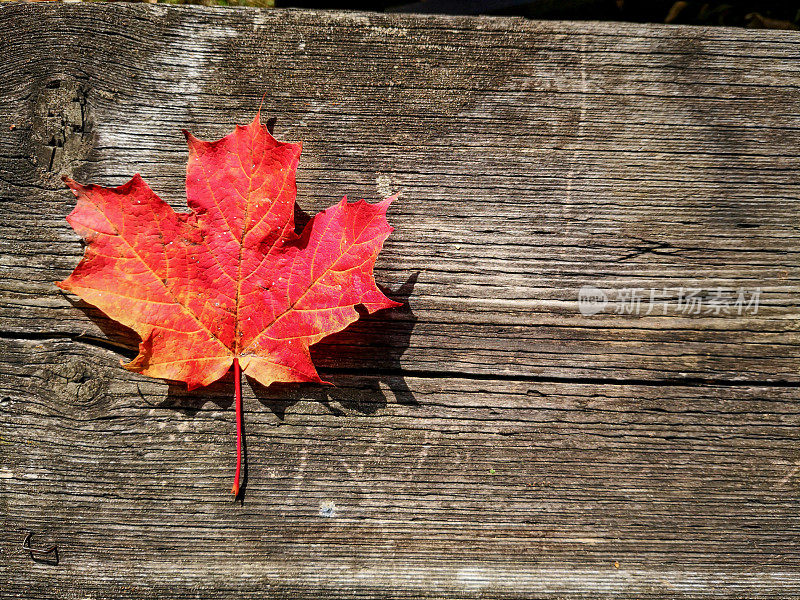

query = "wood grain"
[{"left": 0, "top": 2, "right": 798, "bottom": 598}]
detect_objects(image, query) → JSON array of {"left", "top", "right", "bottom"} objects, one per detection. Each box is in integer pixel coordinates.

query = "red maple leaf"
[{"left": 58, "top": 114, "right": 400, "bottom": 495}]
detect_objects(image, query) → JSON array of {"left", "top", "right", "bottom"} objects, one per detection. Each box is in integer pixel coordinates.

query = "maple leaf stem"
[{"left": 232, "top": 357, "right": 243, "bottom": 498}]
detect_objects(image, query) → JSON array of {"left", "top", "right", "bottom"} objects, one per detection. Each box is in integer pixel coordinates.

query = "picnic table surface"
[{"left": 1, "top": 2, "right": 799, "bottom": 598}]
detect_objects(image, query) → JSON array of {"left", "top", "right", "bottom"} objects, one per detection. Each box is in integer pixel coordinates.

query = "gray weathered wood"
[{"left": 0, "top": 2, "right": 799, "bottom": 598}]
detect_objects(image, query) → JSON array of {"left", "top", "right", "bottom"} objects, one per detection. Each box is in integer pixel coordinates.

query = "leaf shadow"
[
  {"left": 161, "top": 377, "right": 235, "bottom": 413},
  {"left": 252, "top": 271, "right": 420, "bottom": 418}
]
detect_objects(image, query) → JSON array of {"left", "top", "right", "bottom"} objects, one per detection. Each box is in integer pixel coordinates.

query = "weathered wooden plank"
[
  {"left": 0, "top": 3, "right": 799, "bottom": 383},
  {"left": 2, "top": 337, "right": 800, "bottom": 598},
  {"left": 1, "top": 3, "right": 800, "bottom": 599}
]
